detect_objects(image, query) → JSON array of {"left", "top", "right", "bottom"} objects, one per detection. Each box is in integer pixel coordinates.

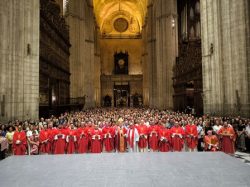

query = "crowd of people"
[{"left": 0, "top": 108, "right": 250, "bottom": 159}]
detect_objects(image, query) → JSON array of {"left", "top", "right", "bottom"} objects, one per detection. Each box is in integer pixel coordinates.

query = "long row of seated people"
[{"left": 1, "top": 108, "right": 249, "bottom": 157}]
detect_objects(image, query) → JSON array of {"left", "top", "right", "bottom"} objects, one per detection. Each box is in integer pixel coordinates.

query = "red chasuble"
[
  {"left": 148, "top": 125, "right": 159, "bottom": 151},
  {"left": 66, "top": 129, "right": 77, "bottom": 154},
  {"left": 171, "top": 126, "right": 184, "bottom": 152},
  {"left": 77, "top": 128, "right": 88, "bottom": 153},
  {"left": 218, "top": 127, "right": 236, "bottom": 154},
  {"left": 115, "top": 126, "right": 127, "bottom": 152},
  {"left": 13, "top": 131, "right": 27, "bottom": 155},
  {"left": 39, "top": 129, "right": 51, "bottom": 154},
  {"left": 185, "top": 124, "right": 198, "bottom": 149},
  {"left": 159, "top": 128, "right": 171, "bottom": 152},
  {"left": 137, "top": 125, "right": 148, "bottom": 149},
  {"left": 85, "top": 126, "right": 95, "bottom": 151},
  {"left": 91, "top": 129, "right": 103, "bottom": 153},
  {"left": 53, "top": 128, "right": 67, "bottom": 154},
  {"left": 49, "top": 128, "right": 57, "bottom": 153},
  {"left": 204, "top": 135, "right": 219, "bottom": 151},
  {"left": 102, "top": 126, "right": 115, "bottom": 152}
]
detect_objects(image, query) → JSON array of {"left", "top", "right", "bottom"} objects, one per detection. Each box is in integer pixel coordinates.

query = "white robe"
[{"left": 127, "top": 128, "right": 139, "bottom": 152}]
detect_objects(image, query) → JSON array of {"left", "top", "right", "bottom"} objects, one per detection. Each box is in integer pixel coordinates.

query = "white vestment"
[{"left": 127, "top": 128, "right": 139, "bottom": 152}]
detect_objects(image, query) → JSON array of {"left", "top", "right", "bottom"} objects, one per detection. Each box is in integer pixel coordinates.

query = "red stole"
[{"left": 128, "top": 127, "right": 135, "bottom": 148}]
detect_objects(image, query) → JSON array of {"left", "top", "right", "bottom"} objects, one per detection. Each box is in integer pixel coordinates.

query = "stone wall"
[
  {"left": 201, "top": 0, "right": 250, "bottom": 117},
  {"left": 100, "top": 38, "right": 143, "bottom": 75},
  {"left": 99, "top": 37, "right": 143, "bottom": 107},
  {"left": 0, "top": 0, "right": 39, "bottom": 121}
]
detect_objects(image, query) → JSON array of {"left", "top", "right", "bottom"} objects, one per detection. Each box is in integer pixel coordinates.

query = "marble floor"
[
  {"left": 234, "top": 151, "right": 250, "bottom": 166},
  {"left": 0, "top": 152, "right": 250, "bottom": 187}
]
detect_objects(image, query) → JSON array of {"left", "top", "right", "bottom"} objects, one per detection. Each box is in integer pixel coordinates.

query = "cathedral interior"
[{"left": 0, "top": 0, "right": 249, "bottom": 121}]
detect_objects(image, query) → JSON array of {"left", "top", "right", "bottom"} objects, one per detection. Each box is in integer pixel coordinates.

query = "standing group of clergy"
[{"left": 11, "top": 111, "right": 237, "bottom": 155}]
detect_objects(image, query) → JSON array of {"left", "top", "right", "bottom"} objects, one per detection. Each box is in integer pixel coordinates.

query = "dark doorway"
[
  {"left": 103, "top": 95, "right": 112, "bottom": 107},
  {"left": 132, "top": 93, "right": 143, "bottom": 107},
  {"left": 113, "top": 84, "right": 130, "bottom": 107}
]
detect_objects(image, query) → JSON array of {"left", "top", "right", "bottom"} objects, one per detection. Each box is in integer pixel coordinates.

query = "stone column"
[
  {"left": 148, "top": 0, "right": 177, "bottom": 110},
  {"left": 200, "top": 0, "right": 224, "bottom": 115},
  {"left": 246, "top": 0, "right": 250, "bottom": 117},
  {"left": 146, "top": 1, "right": 156, "bottom": 108},
  {"left": 65, "top": 0, "right": 95, "bottom": 108},
  {"left": 94, "top": 26, "right": 101, "bottom": 107},
  {"left": 0, "top": 0, "right": 39, "bottom": 121},
  {"left": 201, "top": 0, "right": 250, "bottom": 117},
  {"left": 65, "top": 0, "right": 83, "bottom": 98},
  {"left": 83, "top": 10, "right": 95, "bottom": 108},
  {"left": 142, "top": 22, "right": 149, "bottom": 106}
]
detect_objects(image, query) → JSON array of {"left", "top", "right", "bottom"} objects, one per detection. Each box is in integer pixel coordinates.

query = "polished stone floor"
[
  {"left": 235, "top": 151, "right": 250, "bottom": 166},
  {"left": 0, "top": 152, "right": 250, "bottom": 187}
]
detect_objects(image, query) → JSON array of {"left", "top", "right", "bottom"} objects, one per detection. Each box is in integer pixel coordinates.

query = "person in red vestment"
[
  {"left": 148, "top": 122, "right": 159, "bottom": 152},
  {"left": 218, "top": 122, "right": 236, "bottom": 154},
  {"left": 39, "top": 124, "right": 51, "bottom": 154},
  {"left": 137, "top": 120, "right": 148, "bottom": 152},
  {"left": 171, "top": 122, "right": 185, "bottom": 152},
  {"left": 53, "top": 124, "right": 67, "bottom": 154},
  {"left": 204, "top": 130, "right": 219, "bottom": 151},
  {"left": 13, "top": 125, "right": 27, "bottom": 155},
  {"left": 185, "top": 121, "right": 198, "bottom": 152},
  {"left": 91, "top": 125, "right": 103, "bottom": 153},
  {"left": 159, "top": 125, "right": 171, "bottom": 152},
  {"left": 115, "top": 119, "right": 127, "bottom": 153},
  {"left": 66, "top": 124, "right": 77, "bottom": 154},
  {"left": 47, "top": 122, "right": 56, "bottom": 154},
  {"left": 102, "top": 124, "right": 115, "bottom": 152},
  {"left": 85, "top": 122, "right": 95, "bottom": 152},
  {"left": 77, "top": 122, "right": 88, "bottom": 153}
]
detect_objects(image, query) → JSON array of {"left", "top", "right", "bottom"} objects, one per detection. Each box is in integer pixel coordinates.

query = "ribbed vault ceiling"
[{"left": 93, "top": 0, "right": 148, "bottom": 35}]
